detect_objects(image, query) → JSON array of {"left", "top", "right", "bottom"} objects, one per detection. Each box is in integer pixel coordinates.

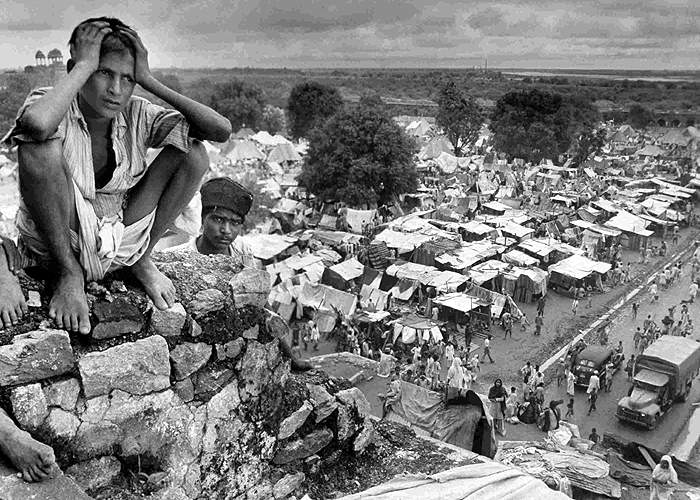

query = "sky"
[{"left": 1, "top": 0, "right": 699, "bottom": 70}]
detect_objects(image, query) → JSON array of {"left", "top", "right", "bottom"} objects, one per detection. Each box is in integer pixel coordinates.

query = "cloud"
[{"left": 0, "top": 0, "right": 699, "bottom": 70}]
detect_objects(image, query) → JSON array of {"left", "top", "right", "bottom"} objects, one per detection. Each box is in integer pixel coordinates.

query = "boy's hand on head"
[
  {"left": 119, "top": 28, "right": 151, "bottom": 85},
  {"left": 72, "top": 21, "right": 112, "bottom": 72}
]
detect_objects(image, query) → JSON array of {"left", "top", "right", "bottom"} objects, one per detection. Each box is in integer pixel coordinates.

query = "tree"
[
  {"left": 627, "top": 104, "right": 654, "bottom": 129},
  {"left": 0, "top": 73, "right": 35, "bottom": 135},
  {"left": 287, "top": 82, "right": 343, "bottom": 139},
  {"left": 152, "top": 71, "right": 182, "bottom": 93},
  {"left": 490, "top": 89, "right": 599, "bottom": 163},
  {"left": 570, "top": 128, "right": 606, "bottom": 168},
  {"left": 261, "top": 105, "right": 286, "bottom": 135},
  {"left": 209, "top": 79, "right": 265, "bottom": 132},
  {"left": 435, "top": 80, "right": 483, "bottom": 156},
  {"left": 298, "top": 103, "right": 417, "bottom": 207}
]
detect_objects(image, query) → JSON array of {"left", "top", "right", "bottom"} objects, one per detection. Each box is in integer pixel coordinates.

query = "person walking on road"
[
  {"left": 488, "top": 379, "right": 508, "bottom": 437},
  {"left": 634, "top": 327, "right": 642, "bottom": 350},
  {"left": 650, "top": 282, "right": 659, "bottom": 303},
  {"left": 483, "top": 335, "right": 494, "bottom": 363},
  {"left": 626, "top": 355, "right": 636, "bottom": 381},
  {"left": 565, "top": 398, "right": 575, "bottom": 419},
  {"left": 587, "top": 370, "right": 600, "bottom": 415},
  {"left": 537, "top": 295, "right": 546, "bottom": 317},
  {"left": 571, "top": 295, "right": 579, "bottom": 316},
  {"left": 534, "top": 314, "right": 543, "bottom": 336},
  {"left": 632, "top": 302, "right": 639, "bottom": 320},
  {"left": 566, "top": 368, "right": 576, "bottom": 398},
  {"left": 556, "top": 358, "right": 566, "bottom": 387}
]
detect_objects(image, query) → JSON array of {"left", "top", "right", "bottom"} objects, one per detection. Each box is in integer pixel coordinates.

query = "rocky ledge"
[{"left": 0, "top": 252, "right": 375, "bottom": 499}]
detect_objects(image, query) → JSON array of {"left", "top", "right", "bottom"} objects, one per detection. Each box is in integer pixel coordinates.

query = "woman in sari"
[{"left": 488, "top": 378, "right": 508, "bottom": 436}]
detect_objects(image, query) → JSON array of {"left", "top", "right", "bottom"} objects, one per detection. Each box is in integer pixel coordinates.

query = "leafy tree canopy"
[
  {"left": 627, "top": 103, "right": 654, "bottom": 130},
  {"left": 298, "top": 103, "right": 417, "bottom": 207},
  {"left": 490, "top": 89, "right": 599, "bottom": 163},
  {"left": 209, "top": 79, "right": 265, "bottom": 133},
  {"left": 287, "top": 81, "right": 343, "bottom": 139},
  {"left": 435, "top": 80, "right": 483, "bottom": 156},
  {"left": 262, "top": 105, "right": 286, "bottom": 135}
]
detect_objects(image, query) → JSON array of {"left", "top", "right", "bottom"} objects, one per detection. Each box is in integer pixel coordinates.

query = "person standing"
[
  {"left": 688, "top": 281, "right": 698, "bottom": 304},
  {"left": 565, "top": 398, "right": 575, "bottom": 419},
  {"left": 632, "top": 302, "right": 639, "bottom": 320},
  {"left": 537, "top": 295, "right": 546, "bottom": 317},
  {"left": 626, "top": 355, "right": 636, "bottom": 381},
  {"left": 310, "top": 320, "right": 320, "bottom": 351},
  {"left": 534, "top": 314, "right": 543, "bottom": 336},
  {"left": 483, "top": 335, "right": 495, "bottom": 363},
  {"left": 571, "top": 294, "right": 579, "bottom": 316},
  {"left": 633, "top": 327, "right": 642, "bottom": 350},
  {"left": 587, "top": 370, "right": 600, "bottom": 415},
  {"left": 556, "top": 359, "right": 566, "bottom": 387},
  {"left": 488, "top": 379, "right": 508, "bottom": 437},
  {"left": 566, "top": 368, "right": 576, "bottom": 398},
  {"left": 650, "top": 282, "right": 659, "bottom": 303}
]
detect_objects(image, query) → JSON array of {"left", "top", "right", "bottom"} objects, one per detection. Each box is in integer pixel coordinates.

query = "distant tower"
[
  {"left": 35, "top": 50, "right": 46, "bottom": 66},
  {"left": 47, "top": 48, "right": 63, "bottom": 65},
  {"left": 484, "top": 57, "right": 488, "bottom": 72}
]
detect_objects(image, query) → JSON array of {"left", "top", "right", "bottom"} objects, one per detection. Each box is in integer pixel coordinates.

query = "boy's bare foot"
[
  {"left": 0, "top": 259, "right": 27, "bottom": 329},
  {"left": 49, "top": 271, "right": 91, "bottom": 334},
  {"left": 0, "top": 424, "right": 59, "bottom": 482},
  {"left": 131, "top": 256, "right": 176, "bottom": 310}
]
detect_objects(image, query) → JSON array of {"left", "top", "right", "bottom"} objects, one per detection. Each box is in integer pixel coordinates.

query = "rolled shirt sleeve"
[
  {"left": 1, "top": 87, "right": 66, "bottom": 147},
  {"left": 134, "top": 97, "right": 191, "bottom": 153}
]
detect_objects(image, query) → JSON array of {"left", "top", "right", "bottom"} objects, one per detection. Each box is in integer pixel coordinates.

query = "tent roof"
[
  {"left": 329, "top": 257, "right": 365, "bottom": 282},
  {"left": 434, "top": 292, "right": 488, "bottom": 313},
  {"left": 226, "top": 140, "right": 265, "bottom": 161},
  {"left": 548, "top": 254, "right": 611, "bottom": 280},
  {"left": 267, "top": 143, "right": 302, "bottom": 163},
  {"left": 237, "top": 233, "right": 297, "bottom": 260}
]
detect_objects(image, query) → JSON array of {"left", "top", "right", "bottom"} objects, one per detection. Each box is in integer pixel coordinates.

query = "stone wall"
[{"left": 0, "top": 252, "right": 374, "bottom": 499}]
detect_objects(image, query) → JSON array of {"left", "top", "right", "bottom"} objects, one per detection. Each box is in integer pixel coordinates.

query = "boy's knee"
[
  {"left": 18, "top": 140, "right": 63, "bottom": 179},
  {"left": 186, "top": 140, "right": 209, "bottom": 178}
]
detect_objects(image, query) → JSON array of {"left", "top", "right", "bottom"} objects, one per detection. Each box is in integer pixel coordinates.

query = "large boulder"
[{"left": 0, "top": 330, "right": 75, "bottom": 386}]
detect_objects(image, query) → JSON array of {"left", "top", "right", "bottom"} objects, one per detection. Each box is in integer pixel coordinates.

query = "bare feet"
[
  {"left": 131, "top": 256, "right": 176, "bottom": 310},
  {"left": 0, "top": 248, "right": 27, "bottom": 329},
  {"left": 0, "top": 425, "right": 59, "bottom": 482},
  {"left": 49, "top": 271, "right": 91, "bottom": 335}
]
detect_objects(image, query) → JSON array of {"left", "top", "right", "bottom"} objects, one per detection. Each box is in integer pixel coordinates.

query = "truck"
[{"left": 616, "top": 336, "right": 700, "bottom": 429}]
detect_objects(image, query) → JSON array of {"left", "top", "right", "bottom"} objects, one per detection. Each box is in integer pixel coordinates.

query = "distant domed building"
[
  {"left": 35, "top": 50, "right": 46, "bottom": 66},
  {"left": 46, "top": 48, "right": 63, "bottom": 65}
]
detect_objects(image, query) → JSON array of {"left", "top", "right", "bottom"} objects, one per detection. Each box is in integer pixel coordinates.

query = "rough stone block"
[
  {"left": 78, "top": 335, "right": 171, "bottom": 397},
  {"left": 273, "top": 472, "right": 305, "bottom": 499},
  {"left": 307, "top": 384, "right": 338, "bottom": 423},
  {"left": 242, "top": 324, "right": 259, "bottom": 340},
  {"left": 66, "top": 456, "right": 122, "bottom": 494},
  {"left": 229, "top": 268, "right": 271, "bottom": 308},
  {"left": 193, "top": 366, "right": 235, "bottom": 402},
  {"left": 170, "top": 342, "right": 212, "bottom": 380},
  {"left": 278, "top": 400, "right": 313, "bottom": 440},
  {"left": 0, "top": 461, "right": 91, "bottom": 500},
  {"left": 353, "top": 418, "right": 374, "bottom": 455},
  {"left": 92, "top": 298, "right": 144, "bottom": 340},
  {"left": 189, "top": 318, "right": 203, "bottom": 337},
  {"left": 173, "top": 378, "right": 195, "bottom": 402},
  {"left": 45, "top": 408, "right": 80, "bottom": 440},
  {"left": 43, "top": 378, "right": 80, "bottom": 411},
  {"left": 188, "top": 289, "right": 226, "bottom": 318},
  {"left": 151, "top": 302, "right": 187, "bottom": 337},
  {"left": 335, "top": 387, "right": 371, "bottom": 418},
  {"left": 216, "top": 337, "right": 245, "bottom": 361},
  {"left": 335, "top": 403, "right": 355, "bottom": 442},
  {"left": 272, "top": 428, "right": 334, "bottom": 465},
  {"left": 265, "top": 309, "right": 289, "bottom": 339},
  {"left": 10, "top": 383, "right": 48, "bottom": 432},
  {"left": 0, "top": 329, "right": 75, "bottom": 386}
]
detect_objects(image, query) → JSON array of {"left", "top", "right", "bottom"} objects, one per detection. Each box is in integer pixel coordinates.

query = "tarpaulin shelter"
[
  {"left": 418, "top": 136, "right": 453, "bottom": 160},
  {"left": 237, "top": 233, "right": 297, "bottom": 261},
  {"left": 382, "top": 383, "right": 496, "bottom": 458},
  {"left": 604, "top": 210, "right": 653, "bottom": 249},
  {"left": 344, "top": 208, "right": 376, "bottom": 234},
  {"left": 392, "top": 314, "right": 443, "bottom": 344},
  {"left": 359, "top": 284, "right": 390, "bottom": 311},
  {"left": 502, "top": 249, "right": 539, "bottom": 267},
  {"left": 226, "top": 140, "right": 265, "bottom": 161},
  {"left": 374, "top": 229, "right": 435, "bottom": 253},
  {"left": 435, "top": 241, "right": 506, "bottom": 272},
  {"left": 298, "top": 282, "right": 357, "bottom": 318},
  {"left": 434, "top": 292, "right": 489, "bottom": 314},
  {"left": 340, "top": 460, "right": 571, "bottom": 500},
  {"left": 266, "top": 143, "right": 302, "bottom": 163},
  {"left": 548, "top": 254, "right": 611, "bottom": 291}
]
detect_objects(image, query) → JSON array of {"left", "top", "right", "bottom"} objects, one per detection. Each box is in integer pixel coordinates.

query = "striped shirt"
[{"left": 3, "top": 87, "right": 192, "bottom": 219}]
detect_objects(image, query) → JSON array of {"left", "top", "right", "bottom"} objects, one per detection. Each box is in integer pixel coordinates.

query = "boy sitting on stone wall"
[{"left": 0, "top": 16, "right": 230, "bottom": 481}]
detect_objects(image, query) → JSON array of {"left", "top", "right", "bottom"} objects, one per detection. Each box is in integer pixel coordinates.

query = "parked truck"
[{"left": 616, "top": 336, "right": 700, "bottom": 429}]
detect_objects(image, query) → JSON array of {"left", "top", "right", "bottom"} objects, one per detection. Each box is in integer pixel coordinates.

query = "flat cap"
[{"left": 200, "top": 177, "right": 253, "bottom": 217}]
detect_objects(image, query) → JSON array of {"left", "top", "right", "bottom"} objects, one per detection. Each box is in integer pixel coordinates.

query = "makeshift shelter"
[
  {"left": 419, "top": 136, "right": 453, "bottom": 160},
  {"left": 604, "top": 210, "right": 653, "bottom": 249},
  {"left": 502, "top": 249, "right": 539, "bottom": 267},
  {"left": 266, "top": 143, "right": 302, "bottom": 163},
  {"left": 392, "top": 314, "right": 443, "bottom": 344},
  {"left": 297, "top": 282, "right": 357, "bottom": 331},
  {"left": 237, "top": 233, "right": 297, "bottom": 262},
  {"left": 548, "top": 254, "right": 611, "bottom": 292},
  {"left": 226, "top": 140, "right": 264, "bottom": 162}
]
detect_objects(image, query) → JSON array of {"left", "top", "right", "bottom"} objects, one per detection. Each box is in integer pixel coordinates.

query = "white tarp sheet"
[
  {"left": 548, "top": 254, "right": 612, "bottom": 280},
  {"left": 237, "top": 233, "right": 297, "bottom": 260}
]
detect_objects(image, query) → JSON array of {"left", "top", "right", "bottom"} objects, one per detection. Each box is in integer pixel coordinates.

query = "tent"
[
  {"left": 434, "top": 292, "right": 489, "bottom": 314},
  {"left": 226, "top": 140, "right": 264, "bottom": 161},
  {"left": 237, "top": 233, "right": 297, "bottom": 261},
  {"left": 297, "top": 282, "right": 357, "bottom": 317},
  {"left": 267, "top": 143, "right": 302, "bottom": 163},
  {"left": 328, "top": 257, "right": 365, "bottom": 282},
  {"left": 392, "top": 314, "right": 442, "bottom": 344},
  {"left": 502, "top": 249, "right": 539, "bottom": 267},
  {"left": 419, "top": 136, "right": 453, "bottom": 160}
]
